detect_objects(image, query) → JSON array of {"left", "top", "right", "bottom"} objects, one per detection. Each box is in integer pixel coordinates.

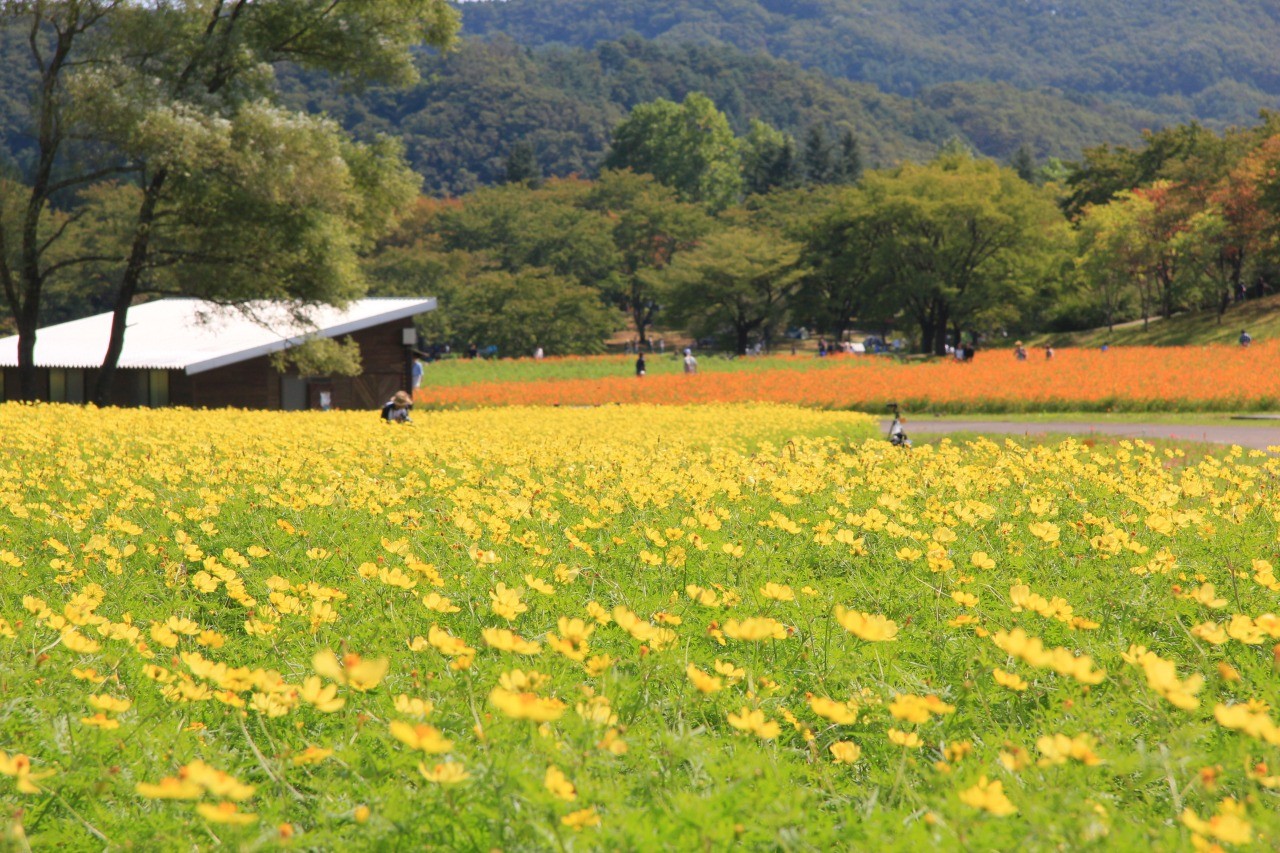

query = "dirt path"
[{"left": 878, "top": 420, "right": 1280, "bottom": 450}]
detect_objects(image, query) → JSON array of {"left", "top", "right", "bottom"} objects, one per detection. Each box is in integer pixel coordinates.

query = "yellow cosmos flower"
[
  {"left": 829, "top": 741, "right": 862, "bottom": 763},
  {"left": 136, "top": 776, "right": 204, "bottom": 799},
  {"left": 71, "top": 667, "right": 107, "bottom": 684},
  {"left": 87, "top": 694, "right": 132, "bottom": 714},
  {"left": 1036, "top": 733, "right": 1103, "bottom": 766},
  {"left": 993, "top": 668, "right": 1029, "bottom": 691},
  {"left": 959, "top": 776, "right": 1017, "bottom": 816},
  {"left": 394, "top": 695, "right": 435, "bottom": 717},
  {"left": 545, "top": 765, "right": 577, "bottom": 801},
  {"left": 727, "top": 708, "right": 781, "bottom": 739},
  {"left": 808, "top": 696, "right": 858, "bottom": 725},
  {"left": 489, "top": 687, "right": 565, "bottom": 722},
  {"left": 419, "top": 761, "right": 469, "bottom": 785},
  {"left": 561, "top": 807, "right": 601, "bottom": 830},
  {"left": 575, "top": 696, "right": 618, "bottom": 727},
  {"left": 888, "top": 694, "right": 955, "bottom": 723},
  {"left": 584, "top": 654, "right": 615, "bottom": 676},
  {"left": 299, "top": 676, "right": 346, "bottom": 712},
  {"left": 312, "top": 650, "right": 388, "bottom": 692},
  {"left": 760, "top": 582, "right": 795, "bottom": 602},
  {"left": 1028, "top": 521, "right": 1060, "bottom": 544},
  {"left": 183, "top": 760, "right": 256, "bottom": 801},
  {"left": 887, "top": 729, "right": 922, "bottom": 748},
  {"left": 950, "top": 590, "right": 979, "bottom": 608},
  {"left": 714, "top": 660, "right": 745, "bottom": 681},
  {"left": 80, "top": 713, "right": 120, "bottom": 730},
  {"left": 489, "top": 583, "right": 527, "bottom": 620},
  {"left": 834, "top": 607, "right": 899, "bottom": 642},
  {"left": 390, "top": 720, "right": 453, "bottom": 754},
  {"left": 196, "top": 802, "right": 257, "bottom": 826},
  {"left": 1180, "top": 799, "right": 1252, "bottom": 845},
  {"left": 723, "top": 617, "right": 787, "bottom": 641},
  {"left": 686, "top": 664, "right": 723, "bottom": 694},
  {"left": 0, "top": 752, "right": 55, "bottom": 794},
  {"left": 970, "top": 552, "right": 996, "bottom": 570},
  {"left": 482, "top": 627, "right": 542, "bottom": 655},
  {"left": 422, "top": 592, "right": 461, "bottom": 613},
  {"left": 290, "top": 746, "right": 334, "bottom": 767}
]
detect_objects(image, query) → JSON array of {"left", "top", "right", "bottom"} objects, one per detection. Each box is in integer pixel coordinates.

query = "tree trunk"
[
  {"left": 932, "top": 321, "right": 949, "bottom": 357},
  {"left": 919, "top": 318, "right": 935, "bottom": 356},
  {"left": 93, "top": 169, "right": 167, "bottom": 406},
  {"left": 15, "top": 316, "right": 39, "bottom": 400}
]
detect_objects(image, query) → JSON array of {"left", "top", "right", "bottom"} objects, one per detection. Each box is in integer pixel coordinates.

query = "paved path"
[{"left": 878, "top": 420, "right": 1280, "bottom": 450}]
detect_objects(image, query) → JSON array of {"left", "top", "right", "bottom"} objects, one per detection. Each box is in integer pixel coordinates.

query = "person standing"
[
  {"left": 683, "top": 348, "right": 698, "bottom": 374},
  {"left": 635, "top": 352, "right": 646, "bottom": 377},
  {"left": 534, "top": 346, "right": 544, "bottom": 360}
]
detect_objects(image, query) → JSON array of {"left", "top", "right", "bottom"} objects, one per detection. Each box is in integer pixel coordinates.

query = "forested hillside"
[
  {"left": 276, "top": 37, "right": 1146, "bottom": 194},
  {"left": 461, "top": 0, "right": 1280, "bottom": 127},
  {"left": 3, "top": 27, "right": 1149, "bottom": 196}
]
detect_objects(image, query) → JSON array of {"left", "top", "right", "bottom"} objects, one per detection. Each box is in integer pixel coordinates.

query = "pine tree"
[
  {"left": 837, "top": 129, "right": 863, "bottom": 184},
  {"left": 802, "top": 126, "right": 834, "bottom": 185},
  {"left": 504, "top": 141, "right": 541, "bottom": 185}
]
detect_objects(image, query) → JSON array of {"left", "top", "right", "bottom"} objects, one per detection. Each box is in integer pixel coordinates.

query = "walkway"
[{"left": 878, "top": 420, "right": 1280, "bottom": 450}]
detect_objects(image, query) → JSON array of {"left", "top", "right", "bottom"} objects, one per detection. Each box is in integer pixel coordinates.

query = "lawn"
[{"left": 1, "top": 403, "right": 1277, "bottom": 849}]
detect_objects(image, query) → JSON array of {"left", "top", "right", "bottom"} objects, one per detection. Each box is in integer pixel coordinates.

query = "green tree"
[
  {"left": 504, "top": 140, "right": 541, "bottom": 186},
  {"left": 836, "top": 129, "right": 863, "bottom": 184},
  {"left": 449, "top": 267, "right": 619, "bottom": 356},
  {"left": 0, "top": 0, "right": 458, "bottom": 403},
  {"left": 435, "top": 179, "right": 621, "bottom": 292},
  {"left": 1009, "top": 144, "right": 1038, "bottom": 183},
  {"left": 740, "top": 119, "right": 798, "bottom": 196},
  {"left": 660, "top": 226, "right": 803, "bottom": 354},
  {"left": 802, "top": 125, "right": 834, "bottom": 185},
  {"left": 821, "top": 153, "right": 1069, "bottom": 354},
  {"left": 603, "top": 92, "right": 742, "bottom": 210},
  {"left": 584, "top": 169, "right": 709, "bottom": 345}
]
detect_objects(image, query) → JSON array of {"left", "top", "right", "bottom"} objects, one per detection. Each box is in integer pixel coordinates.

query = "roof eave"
[{"left": 184, "top": 298, "right": 436, "bottom": 376}]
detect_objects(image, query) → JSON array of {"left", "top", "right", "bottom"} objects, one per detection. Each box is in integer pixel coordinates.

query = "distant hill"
[
  {"left": 277, "top": 36, "right": 1149, "bottom": 195},
  {"left": 460, "top": 0, "right": 1280, "bottom": 128}
]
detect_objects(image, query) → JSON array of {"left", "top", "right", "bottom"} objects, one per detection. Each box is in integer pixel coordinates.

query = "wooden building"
[{"left": 0, "top": 297, "right": 435, "bottom": 410}]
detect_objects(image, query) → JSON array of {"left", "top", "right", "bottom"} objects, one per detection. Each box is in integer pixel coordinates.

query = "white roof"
[{"left": 0, "top": 297, "right": 435, "bottom": 375}]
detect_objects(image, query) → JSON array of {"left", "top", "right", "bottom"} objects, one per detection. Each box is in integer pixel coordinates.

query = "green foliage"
[
  {"left": 660, "top": 226, "right": 803, "bottom": 352},
  {"left": 0, "top": 0, "right": 460, "bottom": 401},
  {"left": 604, "top": 93, "right": 742, "bottom": 211},
  {"left": 461, "top": 0, "right": 1280, "bottom": 130},
  {"left": 806, "top": 154, "right": 1071, "bottom": 352},
  {"left": 449, "top": 268, "right": 621, "bottom": 356},
  {"left": 270, "top": 335, "right": 365, "bottom": 378}
]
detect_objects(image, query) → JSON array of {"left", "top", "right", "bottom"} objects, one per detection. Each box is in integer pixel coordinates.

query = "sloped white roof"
[{"left": 0, "top": 297, "right": 435, "bottom": 375}]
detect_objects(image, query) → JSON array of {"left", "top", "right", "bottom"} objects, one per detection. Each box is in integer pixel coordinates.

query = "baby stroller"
[{"left": 887, "top": 403, "right": 911, "bottom": 448}]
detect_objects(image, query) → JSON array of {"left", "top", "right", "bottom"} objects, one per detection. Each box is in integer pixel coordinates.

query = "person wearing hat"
[
  {"left": 1014, "top": 341, "right": 1027, "bottom": 361},
  {"left": 381, "top": 390, "right": 414, "bottom": 423}
]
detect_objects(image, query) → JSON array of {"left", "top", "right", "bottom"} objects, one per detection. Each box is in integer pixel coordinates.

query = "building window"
[
  {"left": 49, "top": 368, "right": 66, "bottom": 402},
  {"left": 148, "top": 370, "right": 169, "bottom": 407}
]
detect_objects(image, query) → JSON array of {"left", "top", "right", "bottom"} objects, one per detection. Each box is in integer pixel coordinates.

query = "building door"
[{"left": 281, "top": 376, "right": 307, "bottom": 411}]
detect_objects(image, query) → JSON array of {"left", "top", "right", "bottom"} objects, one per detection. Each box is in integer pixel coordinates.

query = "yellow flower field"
[{"left": 1, "top": 403, "right": 1278, "bottom": 848}]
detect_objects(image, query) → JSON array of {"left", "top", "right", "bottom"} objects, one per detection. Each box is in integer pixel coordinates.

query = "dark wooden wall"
[{"left": 1, "top": 317, "right": 419, "bottom": 410}]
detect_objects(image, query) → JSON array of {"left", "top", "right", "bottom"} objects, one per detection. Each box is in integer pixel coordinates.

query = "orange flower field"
[{"left": 415, "top": 343, "right": 1280, "bottom": 412}]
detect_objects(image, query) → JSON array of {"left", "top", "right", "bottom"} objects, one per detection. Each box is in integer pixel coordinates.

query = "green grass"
[
  {"left": 417, "top": 352, "right": 871, "bottom": 386},
  {"left": 1027, "top": 294, "right": 1280, "bottom": 348}
]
